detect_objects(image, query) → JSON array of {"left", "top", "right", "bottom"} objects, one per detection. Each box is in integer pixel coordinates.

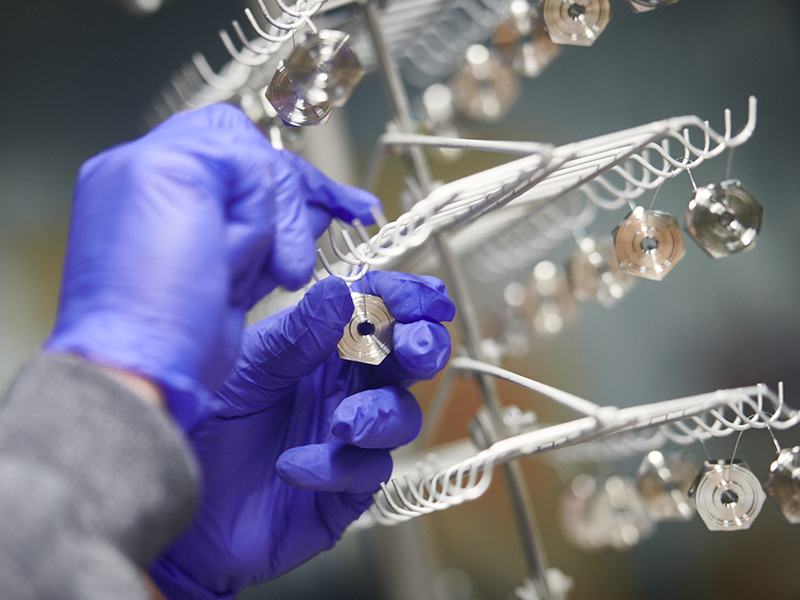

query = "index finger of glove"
[{"left": 351, "top": 271, "right": 456, "bottom": 324}]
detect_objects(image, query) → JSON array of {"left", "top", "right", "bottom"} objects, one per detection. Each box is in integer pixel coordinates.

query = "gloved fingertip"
[
  {"left": 393, "top": 321, "right": 452, "bottom": 380},
  {"left": 303, "top": 276, "right": 354, "bottom": 329},
  {"left": 355, "top": 271, "right": 456, "bottom": 323},
  {"left": 271, "top": 256, "right": 315, "bottom": 292}
]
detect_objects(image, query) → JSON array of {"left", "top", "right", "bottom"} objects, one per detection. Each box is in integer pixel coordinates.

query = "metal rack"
[{"left": 152, "top": 1, "right": 793, "bottom": 598}]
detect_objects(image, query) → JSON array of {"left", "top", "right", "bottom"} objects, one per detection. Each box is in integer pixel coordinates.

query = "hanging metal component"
[
  {"left": 685, "top": 179, "right": 763, "bottom": 259},
  {"left": 689, "top": 460, "right": 766, "bottom": 531},
  {"left": 626, "top": 0, "right": 679, "bottom": 13},
  {"left": 542, "top": 0, "right": 612, "bottom": 47},
  {"left": 450, "top": 45, "right": 520, "bottom": 123},
  {"left": 635, "top": 451, "right": 695, "bottom": 522},
  {"left": 559, "top": 474, "right": 607, "bottom": 551},
  {"left": 529, "top": 261, "right": 576, "bottom": 337},
  {"left": 613, "top": 206, "right": 686, "bottom": 281},
  {"left": 492, "top": 0, "right": 562, "bottom": 78},
  {"left": 266, "top": 29, "right": 364, "bottom": 126},
  {"left": 567, "top": 235, "right": 634, "bottom": 307},
  {"left": 766, "top": 446, "right": 800, "bottom": 524},
  {"left": 502, "top": 281, "right": 534, "bottom": 357},
  {"left": 420, "top": 84, "right": 463, "bottom": 162},
  {"left": 589, "top": 476, "right": 654, "bottom": 550},
  {"left": 337, "top": 293, "right": 395, "bottom": 366}
]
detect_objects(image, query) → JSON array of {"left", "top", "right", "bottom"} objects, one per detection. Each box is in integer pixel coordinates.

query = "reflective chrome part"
[
  {"left": 421, "top": 84, "right": 463, "bottom": 162},
  {"left": 689, "top": 460, "right": 765, "bottom": 531},
  {"left": 493, "top": 0, "right": 562, "bottom": 78},
  {"left": 338, "top": 293, "right": 394, "bottom": 365},
  {"left": 685, "top": 179, "right": 763, "bottom": 259},
  {"left": 588, "top": 476, "right": 654, "bottom": 550},
  {"left": 266, "top": 61, "right": 333, "bottom": 126},
  {"left": 766, "top": 446, "right": 800, "bottom": 524},
  {"left": 542, "top": 0, "right": 612, "bottom": 47},
  {"left": 626, "top": 0, "right": 678, "bottom": 12},
  {"left": 266, "top": 29, "right": 364, "bottom": 126},
  {"left": 450, "top": 45, "right": 520, "bottom": 123},
  {"left": 613, "top": 206, "right": 686, "bottom": 281},
  {"left": 636, "top": 451, "right": 695, "bottom": 522},
  {"left": 284, "top": 30, "right": 364, "bottom": 108},
  {"left": 559, "top": 474, "right": 606, "bottom": 551},
  {"left": 567, "top": 235, "right": 634, "bottom": 307},
  {"left": 529, "top": 261, "right": 576, "bottom": 337}
]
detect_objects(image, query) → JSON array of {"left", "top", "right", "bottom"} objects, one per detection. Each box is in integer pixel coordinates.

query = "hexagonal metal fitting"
[
  {"left": 636, "top": 451, "right": 695, "bottom": 522},
  {"left": 543, "top": 0, "right": 611, "bottom": 47},
  {"left": 337, "top": 293, "right": 394, "bottom": 365},
  {"left": 613, "top": 206, "right": 686, "bottom": 281},
  {"left": 685, "top": 179, "right": 763, "bottom": 259},
  {"left": 689, "top": 460, "right": 765, "bottom": 531},
  {"left": 766, "top": 446, "right": 800, "bottom": 524}
]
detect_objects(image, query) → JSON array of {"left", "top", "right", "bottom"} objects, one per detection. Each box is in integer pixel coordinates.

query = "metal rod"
[
  {"left": 362, "top": 3, "right": 551, "bottom": 596},
  {"left": 381, "top": 132, "right": 551, "bottom": 156}
]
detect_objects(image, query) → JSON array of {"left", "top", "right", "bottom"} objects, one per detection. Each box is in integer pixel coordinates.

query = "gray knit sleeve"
[{"left": 0, "top": 354, "right": 200, "bottom": 599}]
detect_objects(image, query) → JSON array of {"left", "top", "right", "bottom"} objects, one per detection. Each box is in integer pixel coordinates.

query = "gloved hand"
[
  {"left": 149, "top": 270, "right": 455, "bottom": 600},
  {"left": 46, "top": 104, "right": 377, "bottom": 428}
]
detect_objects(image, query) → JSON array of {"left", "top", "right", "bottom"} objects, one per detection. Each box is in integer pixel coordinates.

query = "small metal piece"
[
  {"left": 689, "top": 460, "right": 765, "bottom": 531},
  {"left": 450, "top": 45, "right": 520, "bottom": 123},
  {"left": 284, "top": 29, "right": 364, "bottom": 108},
  {"left": 266, "top": 29, "right": 364, "bottom": 126},
  {"left": 542, "top": 0, "right": 612, "bottom": 47},
  {"left": 766, "top": 446, "right": 800, "bottom": 524},
  {"left": 266, "top": 61, "right": 332, "bottom": 127},
  {"left": 626, "top": 0, "right": 678, "bottom": 13},
  {"left": 613, "top": 206, "right": 686, "bottom": 281},
  {"left": 421, "top": 84, "right": 463, "bottom": 162},
  {"left": 685, "top": 179, "right": 763, "bottom": 259},
  {"left": 492, "top": 0, "right": 562, "bottom": 78},
  {"left": 567, "top": 235, "right": 634, "bottom": 307},
  {"left": 588, "top": 476, "right": 654, "bottom": 550},
  {"left": 559, "top": 474, "right": 606, "bottom": 551},
  {"left": 528, "top": 261, "right": 576, "bottom": 337},
  {"left": 337, "top": 293, "right": 394, "bottom": 365},
  {"left": 515, "top": 569, "right": 573, "bottom": 600},
  {"left": 636, "top": 451, "right": 695, "bottom": 522}
]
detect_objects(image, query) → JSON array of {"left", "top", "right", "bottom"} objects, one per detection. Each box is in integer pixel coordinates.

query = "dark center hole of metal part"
[
  {"left": 357, "top": 321, "right": 376, "bottom": 336},
  {"left": 720, "top": 489, "right": 738, "bottom": 506},
  {"left": 640, "top": 236, "right": 659, "bottom": 253},
  {"left": 568, "top": 3, "right": 587, "bottom": 19}
]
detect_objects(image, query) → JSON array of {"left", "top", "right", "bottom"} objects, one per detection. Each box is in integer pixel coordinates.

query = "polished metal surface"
[
  {"left": 493, "top": 0, "right": 562, "bottom": 78},
  {"left": 542, "top": 0, "right": 612, "bottom": 47},
  {"left": 626, "top": 0, "right": 679, "bottom": 13},
  {"left": 266, "top": 29, "right": 363, "bottom": 126},
  {"left": 559, "top": 474, "right": 606, "bottom": 551},
  {"left": 529, "top": 261, "right": 576, "bottom": 337},
  {"left": 588, "top": 476, "right": 654, "bottom": 550},
  {"left": 266, "top": 61, "right": 333, "bottom": 126},
  {"left": 685, "top": 179, "right": 763, "bottom": 259},
  {"left": 450, "top": 45, "right": 519, "bottom": 123},
  {"left": 567, "top": 235, "right": 634, "bottom": 307},
  {"left": 337, "top": 293, "right": 394, "bottom": 365},
  {"left": 613, "top": 206, "right": 686, "bottom": 281},
  {"left": 766, "top": 446, "right": 800, "bottom": 524},
  {"left": 284, "top": 30, "right": 364, "bottom": 107},
  {"left": 635, "top": 451, "right": 695, "bottom": 522},
  {"left": 689, "top": 460, "right": 765, "bottom": 531}
]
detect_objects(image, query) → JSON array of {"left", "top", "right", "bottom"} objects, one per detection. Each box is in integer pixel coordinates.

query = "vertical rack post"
[{"left": 362, "top": 2, "right": 551, "bottom": 597}]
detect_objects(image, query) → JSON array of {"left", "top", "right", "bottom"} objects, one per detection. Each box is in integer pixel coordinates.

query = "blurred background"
[{"left": 2, "top": 1, "right": 799, "bottom": 598}]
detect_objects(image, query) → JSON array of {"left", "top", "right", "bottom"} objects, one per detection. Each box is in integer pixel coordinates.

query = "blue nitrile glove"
[
  {"left": 149, "top": 270, "right": 455, "bottom": 600},
  {"left": 46, "top": 104, "right": 377, "bottom": 429}
]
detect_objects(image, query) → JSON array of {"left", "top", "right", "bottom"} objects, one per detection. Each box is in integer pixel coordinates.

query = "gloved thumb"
[{"left": 215, "top": 277, "right": 354, "bottom": 412}]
